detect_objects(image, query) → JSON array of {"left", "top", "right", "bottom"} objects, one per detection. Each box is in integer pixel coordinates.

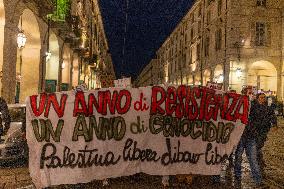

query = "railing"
[{"left": 30, "top": 0, "right": 55, "bottom": 18}]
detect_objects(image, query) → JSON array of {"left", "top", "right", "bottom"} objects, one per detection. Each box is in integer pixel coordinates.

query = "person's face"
[
  {"left": 257, "top": 94, "right": 266, "bottom": 104},
  {"left": 247, "top": 89, "right": 252, "bottom": 96}
]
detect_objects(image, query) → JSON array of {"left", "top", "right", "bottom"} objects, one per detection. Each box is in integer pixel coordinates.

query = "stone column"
[
  {"left": 39, "top": 47, "right": 47, "bottom": 92},
  {"left": 223, "top": 59, "right": 230, "bottom": 91},
  {"left": 277, "top": 68, "right": 282, "bottom": 99},
  {"left": 37, "top": 17, "right": 48, "bottom": 93},
  {"left": 1, "top": 1, "right": 26, "bottom": 103},
  {"left": 1, "top": 22, "right": 18, "bottom": 103},
  {"left": 57, "top": 38, "right": 64, "bottom": 92},
  {"left": 69, "top": 51, "right": 74, "bottom": 90}
]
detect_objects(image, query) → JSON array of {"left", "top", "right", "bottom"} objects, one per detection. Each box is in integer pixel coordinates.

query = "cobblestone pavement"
[
  {"left": 261, "top": 118, "right": 284, "bottom": 188},
  {"left": 0, "top": 160, "right": 32, "bottom": 189},
  {"left": 1, "top": 118, "right": 284, "bottom": 189},
  {"left": 232, "top": 117, "right": 284, "bottom": 189}
]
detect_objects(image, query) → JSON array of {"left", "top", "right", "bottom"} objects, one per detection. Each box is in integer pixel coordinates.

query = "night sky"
[{"left": 99, "top": 0, "right": 194, "bottom": 80}]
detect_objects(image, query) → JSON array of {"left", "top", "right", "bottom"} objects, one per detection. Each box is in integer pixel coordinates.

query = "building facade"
[
  {"left": 135, "top": 59, "right": 158, "bottom": 87},
  {"left": 0, "top": 0, "right": 115, "bottom": 103},
  {"left": 145, "top": 0, "right": 284, "bottom": 99}
]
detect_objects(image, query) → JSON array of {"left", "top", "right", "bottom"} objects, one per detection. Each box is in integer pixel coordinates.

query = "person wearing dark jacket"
[
  {"left": 234, "top": 93, "right": 275, "bottom": 188},
  {"left": 252, "top": 95, "right": 277, "bottom": 174},
  {"left": 0, "top": 97, "right": 10, "bottom": 136}
]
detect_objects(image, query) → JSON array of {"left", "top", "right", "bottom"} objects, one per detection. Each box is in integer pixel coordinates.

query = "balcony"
[
  {"left": 50, "top": 14, "right": 80, "bottom": 42},
  {"left": 29, "top": 0, "right": 55, "bottom": 19}
]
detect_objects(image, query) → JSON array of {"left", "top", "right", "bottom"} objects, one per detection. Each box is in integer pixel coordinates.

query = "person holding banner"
[{"left": 234, "top": 93, "right": 276, "bottom": 188}]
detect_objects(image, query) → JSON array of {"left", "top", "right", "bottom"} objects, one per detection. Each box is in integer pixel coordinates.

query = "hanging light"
[
  {"left": 62, "top": 62, "right": 66, "bottom": 69},
  {"left": 236, "top": 68, "right": 242, "bottom": 78},
  {"left": 17, "top": 16, "right": 27, "bottom": 49},
  {"left": 46, "top": 18, "right": 51, "bottom": 61},
  {"left": 17, "top": 32, "right": 26, "bottom": 48},
  {"left": 46, "top": 51, "right": 52, "bottom": 61}
]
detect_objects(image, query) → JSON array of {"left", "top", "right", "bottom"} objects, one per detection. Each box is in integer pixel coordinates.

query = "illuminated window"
[{"left": 255, "top": 22, "right": 265, "bottom": 46}]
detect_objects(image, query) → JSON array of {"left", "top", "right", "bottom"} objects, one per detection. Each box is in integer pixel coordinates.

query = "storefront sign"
[{"left": 26, "top": 86, "right": 249, "bottom": 188}]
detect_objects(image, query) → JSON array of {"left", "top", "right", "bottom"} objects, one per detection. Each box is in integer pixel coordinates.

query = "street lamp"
[
  {"left": 17, "top": 31, "right": 26, "bottom": 76},
  {"left": 61, "top": 61, "right": 66, "bottom": 69},
  {"left": 236, "top": 68, "right": 242, "bottom": 79},
  {"left": 16, "top": 16, "right": 26, "bottom": 103},
  {"left": 17, "top": 15, "right": 27, "bottom": 69},
  {"left": 17, "top": 32, "right": 26, "bottom": 49},
  {"left": 45, "top": 51, "right": 52, "bottom": 61},
  {"left": 234, "top": 38, "right": 245, "bottom": 61}
]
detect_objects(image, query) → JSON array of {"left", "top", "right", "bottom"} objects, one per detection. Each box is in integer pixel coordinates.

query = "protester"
[
  {"left": 0, "top": 97, "right": 11, "bottom": 137},
  {"left": 254, "top": 94, "right": 278, "bottom": 175},
  {"left": 234, "top": 92, "right": 277, "bottom": 188}
]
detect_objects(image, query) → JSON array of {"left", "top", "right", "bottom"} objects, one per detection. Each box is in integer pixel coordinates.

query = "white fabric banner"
[{"left": 26, "top": 85, "right": 249, "bottom": 188}]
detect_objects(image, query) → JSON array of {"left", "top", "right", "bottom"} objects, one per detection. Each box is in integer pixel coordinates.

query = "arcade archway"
[
  {"left": 16, "top": 9, "right": 41, "bottom": 103},
  {"left": 247, "top": 61, "right": 277, "bottom": 93},
  {"left": 45, "top": 32, "right": 59, "bottom": 93}
]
